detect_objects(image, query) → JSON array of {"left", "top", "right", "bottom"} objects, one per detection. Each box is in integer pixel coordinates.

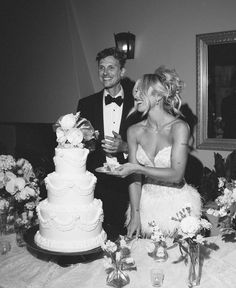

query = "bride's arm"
[
  {"left": 118, "top": 121, "right": 190, "bottom": 183},
  {"left": 126, "top": 126, "right": 142, "bottom": 238}
]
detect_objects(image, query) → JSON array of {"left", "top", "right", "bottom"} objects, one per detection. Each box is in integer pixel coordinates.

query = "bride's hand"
[
  {"left": 114, "top": 163, "right": 138, "bottom": 178},
  {"left": 127, "top": 213, "right": 141, "bottom": 239}
]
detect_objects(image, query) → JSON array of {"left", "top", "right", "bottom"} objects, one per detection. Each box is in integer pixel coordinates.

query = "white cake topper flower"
[{"left": 55, "top": 112, "right": 99, "bottom": 149}]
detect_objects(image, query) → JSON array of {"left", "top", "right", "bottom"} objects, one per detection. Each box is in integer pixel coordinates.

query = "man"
[{"left": 77, "top": 47, "right": 141, "bottom": 240}]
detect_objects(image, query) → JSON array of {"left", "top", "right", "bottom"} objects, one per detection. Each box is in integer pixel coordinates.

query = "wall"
[{"left": 0, "top": 0, "right": 92, "bottom": 123}]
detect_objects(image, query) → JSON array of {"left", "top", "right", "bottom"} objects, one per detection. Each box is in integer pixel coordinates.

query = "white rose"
[
  {"left": 15, "top": 177, "right": 26, "bottom": 190},
  {"left": 0, "top": 199, "right": 9, "bottom": 211},
  {"left": 67, "top": 129, "right": 83, "bottom": 145},
  {"left": 218, "top": 177, "right": 226, "bottom": 188},
  {"left": 232, "top": 188, "right": 236, "bottom": 201},
  {"left": 105, "top": 240, "right": 117, "bottom": 253},
  {"left": 59, "top": 114, "right": 76, "bottom": 130},
  {"left": 25, "top": 201, "right": 36, "bottom": 210},
  {"left": 15, "top": 188, "right": 29, "bottom": 201},
  {"left": 5, "top": 179, "right": 17, "bottom": 195},
  {"left": 180, "top": 216, "right": 200, "bottom": 237},
  {"left": 56, "top": 127, "right": 66, "bottom": 144},
  {"left": 23, "top": 186, "right": 36, "bottom": 197},
  {"left": 5, "top": 171, "right": 16, "bottom": 181}
]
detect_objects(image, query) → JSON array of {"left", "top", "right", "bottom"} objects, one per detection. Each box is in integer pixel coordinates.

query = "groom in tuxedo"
[{"left": 77, "top": 47, "right": 141, "bottom": 240}]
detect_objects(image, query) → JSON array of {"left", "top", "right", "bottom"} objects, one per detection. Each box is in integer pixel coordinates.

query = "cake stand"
[{"left": 24, "top": 226, "right": 104, "bottom": 267}]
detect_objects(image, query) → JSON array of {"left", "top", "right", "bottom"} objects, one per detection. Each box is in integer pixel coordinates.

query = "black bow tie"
[{"left": 105, "top": 94, "right": 123, "bottom": 106}]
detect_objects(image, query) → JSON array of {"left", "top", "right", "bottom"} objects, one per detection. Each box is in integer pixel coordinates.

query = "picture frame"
[{"left": 196, "top": 30, "right": 236, "bottom": 151}]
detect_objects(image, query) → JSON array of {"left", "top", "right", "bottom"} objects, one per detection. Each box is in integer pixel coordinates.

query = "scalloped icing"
[
  {"left": 34, "top": 229, "right": 107, "bottom": 252},
  {"left": 45, "top": 171, "right": 97, "bottom": 205}
]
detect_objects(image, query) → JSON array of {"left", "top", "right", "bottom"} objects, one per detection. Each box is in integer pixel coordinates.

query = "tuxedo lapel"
[{"left": 119, "top": 92, "right": 133, "bottom": 139}]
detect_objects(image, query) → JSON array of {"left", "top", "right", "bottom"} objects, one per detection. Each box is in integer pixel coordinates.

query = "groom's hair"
[{"left": 96, "top": 47, "right": 126, "bottom": 68}]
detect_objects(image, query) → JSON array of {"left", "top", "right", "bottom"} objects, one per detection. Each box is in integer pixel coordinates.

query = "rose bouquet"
[
  {"left": 145, "top": 221, "right": 168, "bottom": 262},
  {"left": 206, "top": 177, "right": 236, "bottom": 239},
  {"left": 55, "top": 112, "right": 99, "bottom": 150},
  {"left": 171, "top": 205, "right": 211, "bottom": 287},
  {"left": 0, "top": 155, "right": 41, "bottom": 235},
  {"left": 102, "top": 236, "right": 136, "bottom": 288}
]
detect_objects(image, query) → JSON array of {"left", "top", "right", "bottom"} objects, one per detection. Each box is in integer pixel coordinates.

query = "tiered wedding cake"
[{"left": 34, "top": 112, "right": 107, "bottom": 252}]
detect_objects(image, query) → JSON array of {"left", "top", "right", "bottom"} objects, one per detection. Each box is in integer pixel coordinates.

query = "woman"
[{"left": 115, "top": 66, "right": 202, "bottom": 238}]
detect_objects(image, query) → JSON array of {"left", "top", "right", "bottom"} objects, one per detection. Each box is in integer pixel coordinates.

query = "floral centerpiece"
[
  {"left": 0, "top": 155, "right": 41, "bottom": 238},
  {"left": 171, "top": 205, "right": 212, "bottom": 287},
  {"left": 206, "top": 177, "right": 236, "bottom": 239},
  {"left": 55, "top": 112, "right": 99, "bottom": 150},
  {"left": 145, "top": 221, "right": 168, "bottom": 262},
  {"left": 102, "top": 236, "right": 137, "bottom": 288}
]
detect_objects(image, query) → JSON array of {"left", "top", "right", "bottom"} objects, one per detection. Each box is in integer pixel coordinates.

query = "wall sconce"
[{"left": 114, "top": 32, "right": 135, "bottom": 59}]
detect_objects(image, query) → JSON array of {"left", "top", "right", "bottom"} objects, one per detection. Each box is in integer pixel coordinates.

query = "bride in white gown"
[{"left": 115, "top": 66, "right": 202, "bottom": 237}]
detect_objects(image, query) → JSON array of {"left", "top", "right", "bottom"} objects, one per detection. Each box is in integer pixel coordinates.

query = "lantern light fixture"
[{"left": 114, "top": 32, "right": 135, "bottom": 59}]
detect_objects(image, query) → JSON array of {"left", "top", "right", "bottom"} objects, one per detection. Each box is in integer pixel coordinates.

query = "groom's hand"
[{"left": 101, "top": 131, "right": 128, "bottom": 154}]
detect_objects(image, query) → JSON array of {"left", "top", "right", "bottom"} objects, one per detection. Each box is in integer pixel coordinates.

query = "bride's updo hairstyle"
[
  {"left": 154, "top": 65, "right": 184, "bottom": 116},
  {"left": 131, "top": 66, "right": 184, "bottom": 117}
]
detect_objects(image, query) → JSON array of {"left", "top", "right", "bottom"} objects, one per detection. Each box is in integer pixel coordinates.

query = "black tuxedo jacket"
[
  {"left": 77, "top": 82, "right": 142, "bottom": 231},
  {"left": 77, "top": 84, "right": 141, "bottom": 173}
]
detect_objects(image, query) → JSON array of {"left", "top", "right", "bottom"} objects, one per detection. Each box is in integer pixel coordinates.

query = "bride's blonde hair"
[{"left": 130, "top": 66, "right": 185, "bottom": 117}]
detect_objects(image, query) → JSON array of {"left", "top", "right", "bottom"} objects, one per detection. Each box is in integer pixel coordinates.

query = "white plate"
[{"left": 95, "top": 167, "right": 120, "bottom": 175}]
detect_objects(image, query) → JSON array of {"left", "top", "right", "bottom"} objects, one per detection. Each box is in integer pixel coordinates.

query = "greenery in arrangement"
[
  {"left": 199, "top": 150, "right": 236, "bottom": 204},
  {"left": 206, "top": 176, "right": 236, "bottom": 240},
  {"left": 198, "top": 150, "right": 236, "bottom": 240}
]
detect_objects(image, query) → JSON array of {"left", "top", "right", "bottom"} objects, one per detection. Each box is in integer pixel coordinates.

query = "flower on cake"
[
  {"left": 55, "top": 112, "right": 99, "bottom": 150},
  {"left": 0, "top": 155, "right": 41, "bottom": 234}
]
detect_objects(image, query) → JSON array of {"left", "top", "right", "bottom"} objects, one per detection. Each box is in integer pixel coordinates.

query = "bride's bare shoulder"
[{"left": 128, "top": 120, "right": 147, "bottom": 135}]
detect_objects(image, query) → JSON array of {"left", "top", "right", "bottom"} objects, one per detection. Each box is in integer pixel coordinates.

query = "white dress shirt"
[{"left": 103, "top": 88, "right": 124, "bottom": 164}]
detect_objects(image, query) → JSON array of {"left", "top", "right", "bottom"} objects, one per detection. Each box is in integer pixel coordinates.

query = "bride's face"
[{"left": 133, "top": 80, "right": 149, "bottom": 113}]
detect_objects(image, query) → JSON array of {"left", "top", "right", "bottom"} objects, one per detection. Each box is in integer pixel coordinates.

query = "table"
[{"left": 1, "top": 233, "right": 236, "bottom": 288}]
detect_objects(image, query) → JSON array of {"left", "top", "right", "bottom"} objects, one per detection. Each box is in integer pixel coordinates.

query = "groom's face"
[{"left": 98, "top": 56, "right": 125, "bottom": 89}]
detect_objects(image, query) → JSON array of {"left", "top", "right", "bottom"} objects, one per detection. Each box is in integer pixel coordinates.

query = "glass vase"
[
  {"left": 188, "top": 243, "right": 201, "bottom": 287},
  {"left": 106, "top": 268, "right": 130, "bottom": 288},
  {"left": 151, "top": 242, "right": 168, "bottom": 262}
]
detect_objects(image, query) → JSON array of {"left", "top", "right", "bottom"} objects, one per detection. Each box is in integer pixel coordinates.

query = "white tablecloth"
[{"left": 1, "top": 233, "right": 236, "bottom": 288}]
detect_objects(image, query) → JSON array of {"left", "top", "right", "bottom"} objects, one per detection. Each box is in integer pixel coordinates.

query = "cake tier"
[
  {"left": 45, "top": 171, "right": 97, "bottom": 206},
  {"left": 35, "top": 199, "right": 106, "bottom": 252},
  {"left": 54, "top": 147, "right": 89, "bottom": 177}
]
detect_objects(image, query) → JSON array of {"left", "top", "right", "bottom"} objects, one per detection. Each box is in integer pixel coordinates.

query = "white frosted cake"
[{"left": 34, "top": 112, "right": 106, "bottom": 252}]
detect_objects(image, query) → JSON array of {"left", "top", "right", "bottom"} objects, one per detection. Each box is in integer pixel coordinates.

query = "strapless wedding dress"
[{"left": 126, "top": 145, "right": 202, "bottom": 236}]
